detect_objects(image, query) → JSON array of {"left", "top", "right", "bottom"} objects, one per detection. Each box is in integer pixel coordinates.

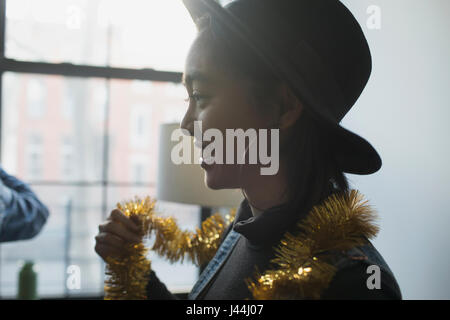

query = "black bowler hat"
[{"left": 182, "top": 0, "right": 382, "bottom": 175}]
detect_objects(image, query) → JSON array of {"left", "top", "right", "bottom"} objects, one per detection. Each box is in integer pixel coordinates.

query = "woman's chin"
[
  {"left": 203, "top": 165, "right": 237, "bottom": 190},
  {"left": 204, "top": 169, "right": 223, "bottom": 190}
]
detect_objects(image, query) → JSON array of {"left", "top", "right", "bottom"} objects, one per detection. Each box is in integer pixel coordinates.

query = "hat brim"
[
  {"left": 182, "top": 0, "right": 382, "bottom": 175},
  {"left": 324, "top": 121, "right": 382, "bottom": 175}
]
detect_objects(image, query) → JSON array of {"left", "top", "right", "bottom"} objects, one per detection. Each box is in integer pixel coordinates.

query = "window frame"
[{"left": 0, "top": 0, "right": 199, "bottom": 299}]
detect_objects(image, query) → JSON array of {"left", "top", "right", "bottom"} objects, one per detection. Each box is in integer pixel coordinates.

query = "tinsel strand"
[
  {"left": 104, "top": 189, "right": 378, "bottom": 300},
  {"left": 104, "top": 195, "right": 236, "bottom": 299},
  {"left": 245, "top": 189, "right": 380, "bottom": 300},
  {"left": 150, "top": 208, "right": 236, "bottom": 266},
  {"left": 104, "top": 196, "right": 156, "bottom": 300}
]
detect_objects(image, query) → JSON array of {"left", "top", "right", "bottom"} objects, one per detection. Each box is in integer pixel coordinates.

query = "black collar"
[
  {"left": 232, "top": 182, "right": 337, "bottom": 248},
  {"left": 232, "top": 197, "right": 301, "bottom": 248}
]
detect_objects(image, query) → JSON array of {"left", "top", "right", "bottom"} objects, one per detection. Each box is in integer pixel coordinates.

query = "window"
[
  {"left": 4, "top": 0, "right": 197, "bottom": 71},
  {"left": 131, "top": 162, "right": 144, "bottom": 184},
  {"left": 61, "top": 136, "right": 74, "bottom": 179},
  {"left": 0, "top": 0, "right": 201, "bottom": 298},
  {"left": 129, "top": 103, "right": 151, "bottom": 149},
  {"left": 129, "top": 154, "right": 149, "bottom": 184},
  {"left": 62, "top": 79, "right": 76, "bottom": 119},
  {"left": 26, "top": 79, "right": 46, "bottom": 118},
  {"left": 26, "top": 133, "right": 43, "bottom": 180}
]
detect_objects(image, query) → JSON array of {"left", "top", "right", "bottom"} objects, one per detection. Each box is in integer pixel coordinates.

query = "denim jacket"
[{"left": 0, "top": 167, "right": 49, "bottom": 242}]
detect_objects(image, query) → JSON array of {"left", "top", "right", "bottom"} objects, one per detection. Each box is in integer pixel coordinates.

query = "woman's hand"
[{"left": 95, "top": 209, "right": 142, "bottom": 262}]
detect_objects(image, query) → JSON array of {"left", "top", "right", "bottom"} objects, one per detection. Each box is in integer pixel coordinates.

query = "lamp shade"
[{"left": 156, "top": 122, "right": 243, "bottom": 208}]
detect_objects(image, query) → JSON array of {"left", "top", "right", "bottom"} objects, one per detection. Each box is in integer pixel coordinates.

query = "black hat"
[{"left": 182, "top": 0, "right": 382, "bottom": 174}]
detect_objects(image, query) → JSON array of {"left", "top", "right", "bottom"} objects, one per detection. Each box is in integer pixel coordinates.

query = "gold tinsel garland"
[
  {"left": 245, "top": 189, "right": 380, "bottom": 299},
  {"left": 103, "top": 196, "right": 236, "bottom": 300},
  {"left": 104, "top": 196, "right": 155, "bottom": 300},
  {"left": 104, "top": 189, "right": 379, "bottom": 300},
  {"left": 149, "top": 208, "right": 236, "bottom": 266}
]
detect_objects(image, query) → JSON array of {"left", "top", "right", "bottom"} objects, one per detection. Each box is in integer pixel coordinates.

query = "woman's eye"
[{"left": 184, "top": 93, "right": 208, "bottom": 105}]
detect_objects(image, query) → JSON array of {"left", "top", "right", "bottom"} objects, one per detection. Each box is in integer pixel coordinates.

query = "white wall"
[{"left": 340, "top": 0, "right": 450, "bottom": 299}]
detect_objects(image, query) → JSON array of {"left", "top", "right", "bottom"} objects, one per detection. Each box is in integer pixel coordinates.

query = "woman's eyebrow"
[{"left": 182, "top": 70, "right": 213, "bottom": 87}]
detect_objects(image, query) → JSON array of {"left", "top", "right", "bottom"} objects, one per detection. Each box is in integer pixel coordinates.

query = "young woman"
[{"left": 95, "top": 0, "right": 402, "bottom": 300}]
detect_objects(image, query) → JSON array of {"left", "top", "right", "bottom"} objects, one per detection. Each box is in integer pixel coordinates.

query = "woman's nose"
[{"left": 180, "top": 112, "right": 195, "bottom": 137}]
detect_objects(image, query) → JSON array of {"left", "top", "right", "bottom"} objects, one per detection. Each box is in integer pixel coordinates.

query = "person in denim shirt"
[{"left": 0, "top": 167, "right": 49, "bottom": 242}]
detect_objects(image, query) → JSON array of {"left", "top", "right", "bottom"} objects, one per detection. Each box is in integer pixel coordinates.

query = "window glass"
[
  {"left": 1, "top": 72, "right": 107, "bottom": 182},
  {"left": 108, "top": 80, "right": 187, "bottom": 183},
  {"left": 5, "top": 0, "right": 197, "bottom": 71}
]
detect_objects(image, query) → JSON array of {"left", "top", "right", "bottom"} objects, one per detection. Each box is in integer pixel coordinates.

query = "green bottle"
[{"left": 17, "top": 261, "right": 37, "bottom": 300}]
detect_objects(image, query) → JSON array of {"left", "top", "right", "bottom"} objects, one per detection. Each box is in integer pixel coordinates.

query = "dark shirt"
[{"left": 146, "top": 194, "right": 402, "bottom": 300}]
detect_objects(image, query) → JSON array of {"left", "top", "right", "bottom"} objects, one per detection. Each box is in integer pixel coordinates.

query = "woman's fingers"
[
  {"left": 94, "top": 209, "right": 144, "bottom": 262},
  {"left": 129, "top": 214, "right": 142, "bottom": 228},
  {"left": 98, "top": 219, "right": 141, "bottom": 243},
  {"left": 110, "top": 209, "right": 140, "bottom": 232},
  {"left": 94, "top": 242, "right": 125, "bottom": 261},
  {"left": 95, "top": 232, "right": 125, "bottom": 249}
]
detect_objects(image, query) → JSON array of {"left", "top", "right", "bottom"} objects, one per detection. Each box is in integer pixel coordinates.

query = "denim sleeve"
[{"left": 0, "top": 168, "right": 50, "bottom": 242}]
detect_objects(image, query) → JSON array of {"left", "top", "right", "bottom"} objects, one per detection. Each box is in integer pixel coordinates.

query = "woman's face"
[{"left": 180, "top": 33, "right": 277, "bottom": 190}]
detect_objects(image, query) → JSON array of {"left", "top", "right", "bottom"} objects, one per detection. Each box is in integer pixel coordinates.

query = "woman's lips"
[{"left": 200, "top": 156, "right": 215, "bottom": 168}]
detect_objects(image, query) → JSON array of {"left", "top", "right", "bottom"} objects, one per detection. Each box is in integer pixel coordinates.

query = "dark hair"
[{"left": 194, "top": 14, "right": 349, "bottom": 215}]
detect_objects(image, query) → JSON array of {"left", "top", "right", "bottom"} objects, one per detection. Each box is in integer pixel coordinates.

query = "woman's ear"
[{"left": 277, "top": 84, "right": 303, "bottom": 130}]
